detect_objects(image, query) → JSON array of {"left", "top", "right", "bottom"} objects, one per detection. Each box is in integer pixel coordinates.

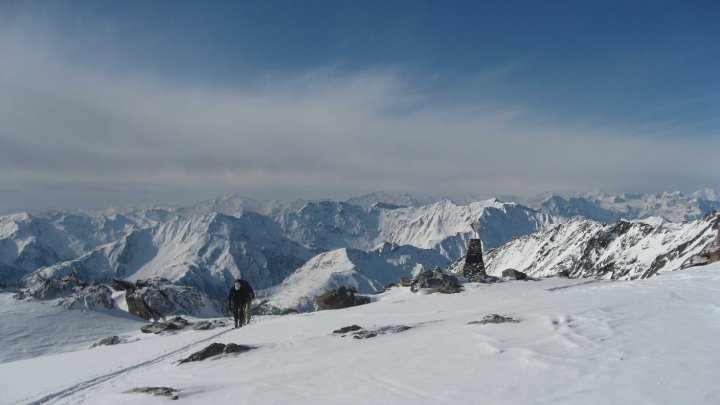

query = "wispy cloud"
[{"left": 0, "top": 18, "right": 718, "bottom": 214}]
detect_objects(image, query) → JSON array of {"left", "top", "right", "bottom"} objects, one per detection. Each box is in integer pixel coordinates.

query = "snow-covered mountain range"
[
  {"left": 526, "top": 188, "right": 720, "bottom": 223},
  {"left": 1, "top": 189, "right": 719, "bottom": 313},
  {"left": 475, "top": 212, "right": 720, "bottom": 280}
]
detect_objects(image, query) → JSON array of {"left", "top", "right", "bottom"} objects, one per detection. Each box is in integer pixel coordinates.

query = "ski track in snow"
[
  {"left": 20, "top": 326, "right": 237, "bottom": 405},
  {"left": 3, "top": 264, "right": 720, "bottom": 404}
]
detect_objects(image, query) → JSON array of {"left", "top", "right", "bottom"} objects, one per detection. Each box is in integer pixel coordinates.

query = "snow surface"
[
  {"left": 2, "top": 263, "right": 720, "bottom": 404},
  {"left": 0, "top": 293, "right": 145, "bottom": 363}
]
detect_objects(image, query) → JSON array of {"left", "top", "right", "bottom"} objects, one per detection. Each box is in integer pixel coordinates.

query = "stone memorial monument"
[{"left": 462, "top": 221, "right": 487, "bottom": 280}]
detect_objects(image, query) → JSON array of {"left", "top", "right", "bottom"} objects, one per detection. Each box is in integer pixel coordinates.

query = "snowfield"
[{"left": 2, "top": 262, "right": 719, "bottom": 404}]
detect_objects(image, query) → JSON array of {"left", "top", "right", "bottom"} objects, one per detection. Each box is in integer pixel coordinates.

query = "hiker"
[{"left": 228, "top": 279, "right": 255, "bottom": 328}]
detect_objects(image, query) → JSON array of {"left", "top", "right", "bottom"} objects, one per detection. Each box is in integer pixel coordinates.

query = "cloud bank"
[{"left": 0, "top": 19, "right": 718, "bottom": 214}]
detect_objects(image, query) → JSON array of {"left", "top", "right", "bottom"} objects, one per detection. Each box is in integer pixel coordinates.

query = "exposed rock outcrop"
[
  {"left": 125, "top": 386, "right": 179, "bottom": 400},
  {"left": 23, "top": 271, "right": 86, "bottom": 300},
  {"left": 91, "top": 336, "right": 121, "bottom": 348},
  {"left": 410, "top": 270, "right": 461, "bottom": 293},
  {"left": 193, "top": 321, "right": 213, "bottom": 331},
  {"left": 501, "top": 269, "right": 529, "bottom": 280},
  {"left": 140, "top": 317, "right": 189, "bottom": 334},
  {"left": 334, "top": 325, "right": 412, "bottom": 339},
  {"left": 468, "top": 314, "right": 520, "bottom": 325},
  {"left": 60, "top": 283, "right": 115, "bottom": 310},
  {"left": 315, "top": 286, "right": 370, "bottom": 310},
  {"left": 333, "top": 325, "right": 363, "bottom": 334},
  {"left": 681, "top": 223, "right": 720, "bottom": 269},
  {"left": 20, "top": 272, "right": 116, "bottom": 310},
  {"left": 178, "top": 343, "right": 256, "bottom": 364},
  {"left": 124, "top": 278, "right": 217, "bottom": 320}
]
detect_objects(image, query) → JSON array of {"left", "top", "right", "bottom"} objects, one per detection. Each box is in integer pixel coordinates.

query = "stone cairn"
[{"left": 462, "top": 221, "right": 487, "bottom": 280}]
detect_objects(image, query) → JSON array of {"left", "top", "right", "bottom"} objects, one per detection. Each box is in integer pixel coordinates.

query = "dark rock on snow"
[
  {"left": 410, "top": 270, "right": 461, "bottom": 294},
  {"left": 178, "top": 343, "right": 256, "bottom": 363},
  {"left": 141, "top": 317, "right": 189, "bottom": 334},
  {"left": 501, "top": 269, "right": 529, "bottom": 280},
  {"left": 470, "top": 273, "right": 502, "bottom": 284},
  {"left": 336, "top": 325, "right": 412, "bottom": 339},
  {"left": 91, "top": 335, "right": 121, "bottom": 348},
  {"left": 60, "top": 283, "right": 115, "bottom": 310},
  {"left": 353, "top": 330, "right": 378, "bottom": 339},
  {"left": 141, "top": 323, "right": 177, "bottom": 334},
  {"left": 20, "top": 271, "right": 116, "bottom": 310},
  {"left": 125, "top": 386, "right": 179, "bottom": 400},
  {"left": 23, "top": 272, "right": 86, "bottom": 300},
  {"left": 223, "top": 343, "right": 255, "bottom": 354},
  {"left": 178, "top": 343, "right": 226, "bottom": 363},
  {"left": 193, "top": 321, "right": 213, "bottom": 331},
  {"left": 125, "top": 278, "right": 212, "bottom": 321},
  {"left": 333, "top": 325, "right": 363, "bottom": 334},
  {"left": 468, "top": 314, "right": 520, "bottom": 325},
  {"left": 315, "top": 286, "right": 370, "bottom": 310}
]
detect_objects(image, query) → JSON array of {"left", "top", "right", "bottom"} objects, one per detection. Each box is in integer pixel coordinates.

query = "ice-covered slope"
[
  {"left": 527, "top": 188, "right": 720, "bottom": 223},
  {"left": 480, "top": 212, "right": 720, "bottom": 279},
  {"left": 262, "top": 243, "right": 449, "bottom": 312},
  {"left": 3, "top": 262, "right": 720, "bottom": 404}
]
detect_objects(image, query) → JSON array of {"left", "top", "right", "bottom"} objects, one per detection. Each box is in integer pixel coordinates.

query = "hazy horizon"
[{"left": 2, "top": 1, "right": 718, "bottom": 214}]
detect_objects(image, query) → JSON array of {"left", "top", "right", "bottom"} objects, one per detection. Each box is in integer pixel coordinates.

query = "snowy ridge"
[
  {"left": 377, "top": 199, "right": 552, "bottom": 258},
  {"left": 263, "top": 243, "right": 449, "bottom": 312},
  {"left": 527, "top": 188, "right": 720, "bottom": 223},
  {"left": 27, "top": 212, "right": 312, "bottom": 300},
  {"left": 479, "top": 212, "right": 720, "bottom": 279}
]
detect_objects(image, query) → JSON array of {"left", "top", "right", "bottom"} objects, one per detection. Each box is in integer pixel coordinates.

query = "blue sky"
[{"left": 0, "top": 1, "right": 718, "bottom": 212}]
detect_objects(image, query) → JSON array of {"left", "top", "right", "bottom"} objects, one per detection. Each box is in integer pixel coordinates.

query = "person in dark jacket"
[{"left": 228, "top": 279, "right": 255, "bottom": 328}]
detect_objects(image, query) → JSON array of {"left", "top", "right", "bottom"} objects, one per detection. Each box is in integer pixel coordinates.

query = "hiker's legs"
[
  {"left": 233, "top": 306, "right": 241, "bottom": 328},
  {"left": 237, "top": 304, "right": 245, "bottom": 327},
  {"left": 242, "top": 301, "right": 251, "bottom": 326}
]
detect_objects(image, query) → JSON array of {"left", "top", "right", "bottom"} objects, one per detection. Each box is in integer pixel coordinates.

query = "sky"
[{"left": 0, "top": 0, "right": 719, "bottom": 214}]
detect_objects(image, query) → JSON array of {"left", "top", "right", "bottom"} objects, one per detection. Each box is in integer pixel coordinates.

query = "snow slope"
[
  {"left": 0, "top": 293, "right": 145, "bottom": 363},
  {"left": 2, "top": 262, "right": 719, "bottom": 404}
]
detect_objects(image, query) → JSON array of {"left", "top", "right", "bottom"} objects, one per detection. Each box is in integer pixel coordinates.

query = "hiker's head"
[{"left": 235, "top": 281, "right": 242, "bottom": 289}]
